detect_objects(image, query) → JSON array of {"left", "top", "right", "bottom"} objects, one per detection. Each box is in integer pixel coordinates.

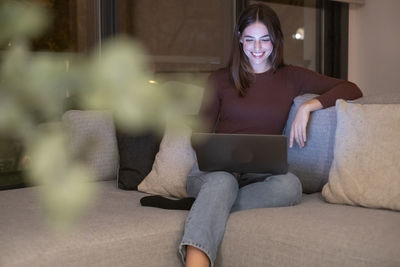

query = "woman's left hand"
[{"left": 289, "top": 99, "right": 323, "bottom": 148}]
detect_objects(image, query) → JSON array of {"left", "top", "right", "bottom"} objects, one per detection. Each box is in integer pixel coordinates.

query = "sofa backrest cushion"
[
  {"left": 354, "top": 92, "right": 400, "bottom": 104},
  {"left": 322, "top": 100, "right": 400, "bottom": 211},
  {"left": 284, "top": 94, "right": 337, "bottom": 193},
  {"left": 62, "top": 110, "right": 119, "bottom": 181}
]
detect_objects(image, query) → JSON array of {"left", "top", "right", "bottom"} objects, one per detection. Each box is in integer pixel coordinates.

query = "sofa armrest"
[{"left": 284, "top": 94, "right": 336, "bottom": 193}]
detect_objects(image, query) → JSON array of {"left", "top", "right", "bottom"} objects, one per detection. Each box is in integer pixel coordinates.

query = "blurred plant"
[{"left": 0, "top": 0, "right": 199, "bottom": 230}]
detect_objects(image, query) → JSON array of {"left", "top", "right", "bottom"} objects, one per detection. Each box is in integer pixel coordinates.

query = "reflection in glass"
[{"left": 30, "top": 0, "right": 100, "bottom": 53}]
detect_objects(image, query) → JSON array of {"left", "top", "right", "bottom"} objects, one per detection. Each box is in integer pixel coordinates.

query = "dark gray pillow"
[
  {"left": 116, "top": 130, "right": 161, "bottom": 190},
  {"left": 284, "top": 94, "right": 337, "bottom": 193}
]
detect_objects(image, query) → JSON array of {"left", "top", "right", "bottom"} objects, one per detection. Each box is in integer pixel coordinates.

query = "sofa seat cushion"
[
  {"left": 0, "top": 181, "right": 187, "bottom": 267},
  {"left": 1, "top": 182, "right": 399, "bottom": 267},
  {"left": 218, "top": 195, "right": 400, "bottom": 267}
]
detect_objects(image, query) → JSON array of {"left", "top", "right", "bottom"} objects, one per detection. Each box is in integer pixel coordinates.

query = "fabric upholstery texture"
[
  {"left": 322, "top": 100, "right": 400, "bottom": 210},
  {"left": 0, "top": 181, "right": 186, "bottom": 267},
  {"left": 217, "top": 193, "right": 400, "bottom": 267},
  {"left": 62, "top": 110, "right": 118, "bottom": 181},
  {"left": 116, "top": 130, "right": 161, "bottom": 190},
  {"left": 284, "top": 94, "right": 337, "bottom": 193},
  {"left": 138, "top": 124, "right": 196, "bottom": 198},
  {"left": 1, "top": 181, "right": 399, "bottom": 267},
  {"left": 354, "top": 92, "right": 400, "bottom": 104},
  {"left": 3, "top": 95, "right": 399, "bottom": 266}
]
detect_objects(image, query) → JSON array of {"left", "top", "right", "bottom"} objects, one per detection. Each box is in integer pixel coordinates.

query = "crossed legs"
[{"left": 179, "top": 170, "right": 302, "bottom": 267}]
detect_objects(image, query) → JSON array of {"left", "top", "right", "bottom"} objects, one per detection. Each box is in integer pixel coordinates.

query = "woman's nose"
[{"left": 254, "top": 40, "right": 262, "bottom": 51}]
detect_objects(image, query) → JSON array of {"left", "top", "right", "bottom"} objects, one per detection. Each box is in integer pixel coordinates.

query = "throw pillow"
[
  {"left": 322, "top": 100, "right": 400, "bottom": 211},
  {"left": 138, "top": 124, "right": 196, "bottom": 198},
  {"left": 62, "top": 110, "right": 119, "bottom": 181},
  {"left": 284, "top": 94, "right": 337, "bottom": 193},
  {"left": 116, "top": 130, "right": 161, "bottom": 190}
]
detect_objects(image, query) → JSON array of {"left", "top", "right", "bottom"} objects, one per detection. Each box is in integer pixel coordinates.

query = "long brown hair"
[{"left": 229, "top": 3, "right": 285, "bottom": 97}]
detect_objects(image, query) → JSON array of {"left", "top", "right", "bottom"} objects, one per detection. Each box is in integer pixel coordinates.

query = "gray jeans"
[{"left": 178, "top": 164, "right": 302, "bottom": 267}]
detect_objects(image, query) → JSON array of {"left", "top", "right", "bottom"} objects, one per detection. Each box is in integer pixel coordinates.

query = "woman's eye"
[
  {"left": 245, "top": 39, "right": 254, "bottom": 42},
  {"left": 261, "top": 38, "right": 271, "bottom": 42}
]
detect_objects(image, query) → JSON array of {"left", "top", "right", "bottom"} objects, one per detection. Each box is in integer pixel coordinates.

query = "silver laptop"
[{"left": 191, "top": 133, "right": 288, "bottom": 174}]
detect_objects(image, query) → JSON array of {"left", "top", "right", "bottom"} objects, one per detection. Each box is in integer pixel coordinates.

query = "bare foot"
[{"left": 186, "top": 245, "right": 210, "bottom": 267}]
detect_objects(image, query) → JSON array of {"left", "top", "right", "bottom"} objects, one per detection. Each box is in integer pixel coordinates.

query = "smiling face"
[{"left": 240, "top": 21, "right": 273, "bottom": 73}]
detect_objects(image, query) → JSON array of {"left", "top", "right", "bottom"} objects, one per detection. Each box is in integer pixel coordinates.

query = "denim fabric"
[
  {"left": 178, "top": 165, "right": 302, "bottom": 266},
  {"left": 231, "top": 172, "right": 302, "bottom": 212}
]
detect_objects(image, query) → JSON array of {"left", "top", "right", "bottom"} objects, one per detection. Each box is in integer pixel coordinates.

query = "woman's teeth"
[{"left": 251, "top": 52, "right": 264, "bottom": 58}]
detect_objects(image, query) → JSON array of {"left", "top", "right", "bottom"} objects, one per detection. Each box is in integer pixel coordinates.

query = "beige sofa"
[{"left": 1, "top": 94, "right": 399, "bottom": 267}]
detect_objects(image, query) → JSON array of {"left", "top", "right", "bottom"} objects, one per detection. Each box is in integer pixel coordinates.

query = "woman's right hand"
[{"left": 289, "top": 99, "right": 323, "bottom": 148}]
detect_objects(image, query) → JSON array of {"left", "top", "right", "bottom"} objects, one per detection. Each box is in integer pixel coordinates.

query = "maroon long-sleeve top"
[{"left": 199, "top": 65, "right": 363, "bottom": 134}]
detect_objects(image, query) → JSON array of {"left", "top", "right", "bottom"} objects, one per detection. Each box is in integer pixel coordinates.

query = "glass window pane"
[
  {"left": 30, "top": 0, "right": 100, "bottom": 53},
  {"left": 116, "top": 0, "right": 234, "bottom": 72}
]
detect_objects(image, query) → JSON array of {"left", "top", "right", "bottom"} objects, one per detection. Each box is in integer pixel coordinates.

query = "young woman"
[{"left": 179, "top": 3, "right": 362, "bottom": 267}]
